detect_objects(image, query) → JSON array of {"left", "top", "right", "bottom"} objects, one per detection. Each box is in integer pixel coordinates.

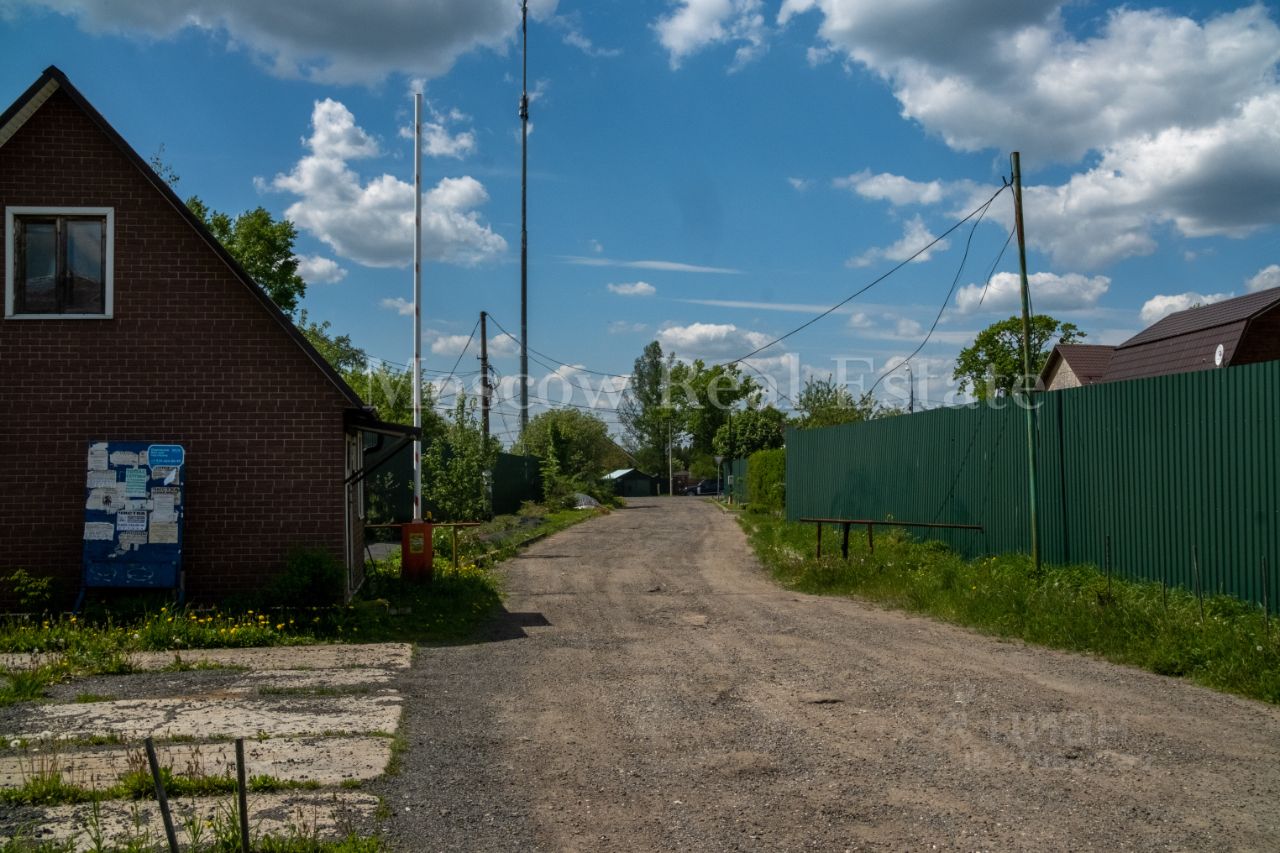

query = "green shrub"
[
  {"left": 3, "top": 569, "right": 55, "bottom": 613},
  {"left": 747, "top": 448, "right": 786, "bottom": 512},
  {"left": 264, "top": 548, "right": 345, "bottom": 608}
]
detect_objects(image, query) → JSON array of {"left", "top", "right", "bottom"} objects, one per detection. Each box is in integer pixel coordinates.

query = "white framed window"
[{"left": 5, "top": 206, "right": 114, "bottom": 319}]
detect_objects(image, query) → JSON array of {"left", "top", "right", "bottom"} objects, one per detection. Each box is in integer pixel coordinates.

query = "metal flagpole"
[
  {"left": 519, "top": 0, "right": 530, "bottom": 435},
  {"left": 412, "top": 92, "right": 423, "bottom": 523}
]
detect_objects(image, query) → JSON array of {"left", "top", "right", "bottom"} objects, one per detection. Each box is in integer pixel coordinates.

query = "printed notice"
[
  {"left": 124, "top": 467, "right": 148, "bottom": 499},
  {"left": 86, "top": 485, "right": 125, "bottom": 514},
  {"left": 87, "top": 472, "right": 117, "bottom": 489},
  {"left": 118, "top": 532, "right": 147, "bottom": 550},
  {"left": 84, "top": 522, "right": 115, "bottom": 541},
  {"left": 109, "top": 450, "right": 139, "bottom": 467},
  {"left": 117, "top": 511, "right": 148, "bottom": 532},
  {"left": 152, "top": 492, "right": 177, "bottom": 523},
  {"left": 88, "top": 443, "right": 110, "bottom": 471},
  {"left": 152, "top": 486, "right": 181, "bottom": 506},
  {"left": 148, "top": 523, "right": 179, "bottom": 544}
]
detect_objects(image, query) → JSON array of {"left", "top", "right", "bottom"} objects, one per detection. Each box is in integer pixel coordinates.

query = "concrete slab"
[
  {"left": 0, "top": 642, "right": 412, "bottom": 674},
  {"left": 0, "top": 735, "right": 392, "bottom": 788},
  {"left": 6, "top": 791, "right": 381, "bottom": 851},
  {"left": 2, "top": 695, "right": 403, "bottom": 743}
]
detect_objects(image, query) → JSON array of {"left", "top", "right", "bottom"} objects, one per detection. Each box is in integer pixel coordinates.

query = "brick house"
[{"left": 0, "top": 66, "right": 413, "bottom": 605}]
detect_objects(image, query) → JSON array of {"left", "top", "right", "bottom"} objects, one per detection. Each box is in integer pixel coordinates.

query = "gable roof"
[
  {"left": 0, "top": 66, "right": 366, "bottom": 411},
  {"left": 1042, "top": 344, "right": 1115, "bottom": 386},
  {"left": 1119, "top": 289, "right": 1280, "bottom": 349},
  {"left": 1103, "top": 288, "right": 1280, "bottom": 383}
]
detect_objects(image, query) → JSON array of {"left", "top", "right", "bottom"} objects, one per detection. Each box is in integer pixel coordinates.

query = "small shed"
[
  {"left": 1040, "top": 344, "right": 1116, "bottom": 391},
  {"left": 603, "top": 468, "right": 659, "bottom": 498}
]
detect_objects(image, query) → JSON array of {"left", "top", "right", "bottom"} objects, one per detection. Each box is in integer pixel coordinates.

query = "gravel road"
[{"left": 376, "top": 498, "right": 1280, "bottom": 851}]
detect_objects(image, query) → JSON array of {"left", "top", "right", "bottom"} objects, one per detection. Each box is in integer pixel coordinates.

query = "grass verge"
[{"left": 739, "top": 511, "right": 1280, "bottom": 704}]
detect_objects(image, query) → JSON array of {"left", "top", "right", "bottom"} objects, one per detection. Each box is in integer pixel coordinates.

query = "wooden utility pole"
[
  {"left": 1011, "top": 151, "right": 1041, "bottom": 571},
  {"left": 480, "top": 311, "right": 490, "bottom": 442},
  {"left": 519, "top": 0, "right": 530, "bottom": 435}
]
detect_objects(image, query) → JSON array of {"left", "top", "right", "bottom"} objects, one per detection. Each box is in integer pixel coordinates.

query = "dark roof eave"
[{"left": 345, "top": 408, "right": 420, "bottom": 438}]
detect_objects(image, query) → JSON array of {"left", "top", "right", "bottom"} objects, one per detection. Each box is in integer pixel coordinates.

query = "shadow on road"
[{"left": 477, "top": 608, "right": 552, "bottom": 643}]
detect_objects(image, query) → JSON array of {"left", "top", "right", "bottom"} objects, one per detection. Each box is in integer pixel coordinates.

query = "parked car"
[{"left": 685, "top": 479, "right": 722, "bottom": 496}]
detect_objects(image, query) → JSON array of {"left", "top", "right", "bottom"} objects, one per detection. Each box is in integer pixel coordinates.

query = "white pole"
[{"left": 412, "top": 92, "right": 423, "bottom": 523}]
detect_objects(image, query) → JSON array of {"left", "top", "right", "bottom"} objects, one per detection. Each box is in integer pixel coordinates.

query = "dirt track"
[{"left": 378, "top": 498, "right": 1280, "bottom": 851}]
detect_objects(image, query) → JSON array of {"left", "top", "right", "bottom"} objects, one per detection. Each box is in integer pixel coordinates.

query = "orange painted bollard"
[{"left": 401, "top": 522, "right": 434, "bottom": 582}]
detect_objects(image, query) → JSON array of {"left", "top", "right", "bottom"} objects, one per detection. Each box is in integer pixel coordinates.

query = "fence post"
[{"left": 841, "top": 523, "right": 850, "bottom": 560}]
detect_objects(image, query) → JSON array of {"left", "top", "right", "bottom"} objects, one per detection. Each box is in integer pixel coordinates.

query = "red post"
[{"left": 401, "top": 521, "right": 434, "bottom": 582}]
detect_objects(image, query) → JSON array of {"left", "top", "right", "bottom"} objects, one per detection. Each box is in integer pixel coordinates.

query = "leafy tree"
[
  {"left": 619, "top": 341, "right": 678, "bottom": 473},
  {"left": 187, "top": 197, "right": 307, "bottom": 313},
  {"left": 514, "top": 409, "right": 629, "bottom": 482},
  {"left": 423, "top": 395, "right": 498, "bottom": 522},
  {"left": 791, "top": 376, "right": 891, "bottom": 429},
  {"left": 667, "top": 359, "right": 758, "bottom": 457},
  {"left": 953, "top": 315, "right": 1085, "bottom": 399},
  {"left": 713, "top": 405, "right": 786, "bottom": 459}
]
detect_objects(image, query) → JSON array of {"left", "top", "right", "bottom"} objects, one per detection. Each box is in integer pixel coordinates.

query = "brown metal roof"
[
  {"left": 1104, "top": 321, "right": 1247, "bottom": 382},
  {"left": 1051, "top": 344, "right": 1115, "bottom": 384},
  {"left": 1120, "top": 289, "right": 1280, "bottom": 348}
]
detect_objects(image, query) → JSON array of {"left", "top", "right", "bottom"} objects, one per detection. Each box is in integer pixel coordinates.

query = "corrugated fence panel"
[
  {"left": 786, "top": 360, "right": 1280, "bottom": 610},
  {"left": 729, "top": 458, "right": 749, "bottom": 504}
]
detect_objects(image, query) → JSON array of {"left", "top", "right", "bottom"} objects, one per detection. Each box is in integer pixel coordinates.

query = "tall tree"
[
  {"left": 619, "top": 341, "right": 676, "bottom": 473},
  {"left": 791, "top": 376, "right": 890, "bottom": 429},
  {"left": 713, "top": 405, "right": 786, "bottom": 459},
  {"left": 953, "top": 315, "right": 1085, "bottom": 399},
  {"left": 187, "top": 197, "right": 307, "bottom": 313},
  {"left": 514, "top": 409, "right": 629, "bottom": 482},
  {"left": 667, "top": 359, "right": 758, "bottom": 458}
]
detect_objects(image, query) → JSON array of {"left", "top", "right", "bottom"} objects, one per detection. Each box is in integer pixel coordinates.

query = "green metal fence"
[
  {"left": 729, "top": 458, "right": 749, "bottom": 504},
  {"left": 786, "top": 360, "right": 1280, "bottom": 610}
]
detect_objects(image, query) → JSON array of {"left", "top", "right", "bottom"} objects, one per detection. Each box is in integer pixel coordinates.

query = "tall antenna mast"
[
  {"left": 412, "top": 92, "right": 424, "bottom": 522},
  {"left": 519, "top": 0, "right": 530, "bottom": 434}
]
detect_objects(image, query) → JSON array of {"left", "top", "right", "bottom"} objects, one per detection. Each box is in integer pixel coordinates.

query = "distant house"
[
  {"left": 1040, "top": 288, "right": 1280, "bottom": 390},
  {"left": 603, "top": 468, "right": 659, "bottom": 498},
  {"left": 0, "top": 66, "right": 413, "bottom": 604},
  {"left": 1040, "top": 344, "right": 1115, "bottom": 391}
]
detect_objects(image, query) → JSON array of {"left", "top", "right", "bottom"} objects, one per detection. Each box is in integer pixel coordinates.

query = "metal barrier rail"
[{"left": 797, "top": 517, "right": 984, "bottom": 559}]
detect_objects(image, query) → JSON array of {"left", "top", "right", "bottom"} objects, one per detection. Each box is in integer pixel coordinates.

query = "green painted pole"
[{"left": 1011, "top": 152, "right": 1041, "bottom": 572}]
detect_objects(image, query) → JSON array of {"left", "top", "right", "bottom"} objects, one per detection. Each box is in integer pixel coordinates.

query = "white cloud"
[
  {"left": 834, "top": 170, "right": 946, "bottom": 206},
  {"left": 607, "top": 281, "right": 656, "bottom": 296},
  {"left": 779, "top": 2, "right": 1280, "bottom": 162},
  {"left": 1139, "top": 291, "right": 1233, "bottom": 324},
  {"left": 657, "top": 322, "right": 771, "bottom": 359},
  {"left": 295, "top": 254, "right": 347, "bottom": 285},
  {"left": 270, "top": 99, "right": 506, "bottom": 268},
  {"left": 17, "top": 0, "right": 557, "bottom": 84},
  {"left": 588, "top": 239, "right": 605, "bottom": 254},
  {"left": 780, "top": 2, "right": 1280, "bottom": 267},
  {"left": 848, "top": 311, "right": 873, "bottom": 328},
  {"left": 563, "top": 256, "right": 740, "bottom": 274},
  {"left": 549, "top": 12, "right": 621, "bottom": 58},
  {"left": 655, "top": 0, "right": 767, "bottom": 71},
  {"left": 380, "top": 297, "right": 414, "bottom": 316},
  {"left": 788, "top": 177, "right": 812, "bottom": 191},
  {"left": 847, "top": 215, "right": 948, "bottom": 268},
  {"left": 954, "top": 271, "right": 1110, "bottom": 315},
  {"left": 894, "top": 317, "right": 923, "bottom": 338},
  {"left": 609, "top": 320, "right": 648, "bottom": 334},
  {"left": 399, "top": 102, "right": 477, "bottom": 159},
  {"left": 1247, "top": 264, "right": 1280, "bottom": 293}
]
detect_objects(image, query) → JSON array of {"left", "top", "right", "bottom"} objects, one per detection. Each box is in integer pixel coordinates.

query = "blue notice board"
[{"left": 79, "top": 441, "right": 186, "bottom": 607}]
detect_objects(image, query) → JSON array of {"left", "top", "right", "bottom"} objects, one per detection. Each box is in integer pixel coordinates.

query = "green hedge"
[{"left": 747, "top": 448, "right": 785, "bottom": 512}]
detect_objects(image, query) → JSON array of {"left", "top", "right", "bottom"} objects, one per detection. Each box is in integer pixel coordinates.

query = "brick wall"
[{"left": 0, "top": 88, "right": 356, "bottom": 605}]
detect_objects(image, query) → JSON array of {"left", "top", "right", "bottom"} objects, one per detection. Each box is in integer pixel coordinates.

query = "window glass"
[
  {"left": 65, "top": 218, "right": 105, "bottom": 314},
  {"left": 19, "top": 220, "right": 58, "bottom": 313}
]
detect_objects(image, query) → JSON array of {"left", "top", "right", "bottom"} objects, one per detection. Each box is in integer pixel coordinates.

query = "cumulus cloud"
[
  {"left": 607, "top": 281, "right": 656, "bottom": 296},
  {"left": 847, "top": 215, "right": 948, "bottom": 268},
  {"left": 834, "top": 170, "right": 946, "bottom": 206},
  {"left": 788, "top": 177, "right": 812, "bottom": 191},
  {"left": 1139, "top": 291, "right": 1233, "bottom": 324},
  {"left": 399, "top": 103, "right": 477, "bottom": 159},
  {"left": 657, "top": 322, "right": 771, "bottom": 359},
  {"left": 779, "top": 2, "right": 1280, "bottom": 162},
  {"left": 655, "top": 0, "right": 767, "bottom": 71},
  {"left": 779, "top": 2, "right": 1280, "bottom": 267},
  {"left": 954, "top": 272, "right": 1111, "bottom": 315},
  {"left": 14, "top": 0, "right": 558, "bottom": 84},
  {"left": 380, "top": 297, "right": 414, "bottom": 316},
  {"left": 269, "top": 99, "right": 506, "bottom": 268},
  {"left": 295, "top": 254, "right": 347, "bottom": 285},
  {"left": 1247, "top": 264, "right": 1280, "bottom": 292}
]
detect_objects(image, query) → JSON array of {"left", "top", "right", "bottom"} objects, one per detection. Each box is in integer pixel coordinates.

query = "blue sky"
[{"left": 3, "top": 0, "right": 1278, "bottom": 440}]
